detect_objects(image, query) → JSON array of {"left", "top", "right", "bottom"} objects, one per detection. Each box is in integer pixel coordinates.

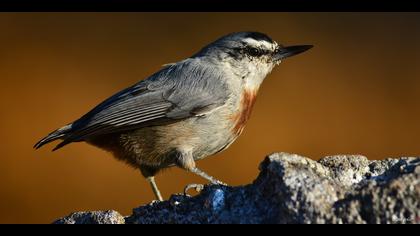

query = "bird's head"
[{"left": 194, "top": 31, "right": 313, "bottom": 90}]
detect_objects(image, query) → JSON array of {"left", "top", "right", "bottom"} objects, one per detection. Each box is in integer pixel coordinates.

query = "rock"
[
  {"left": 53, "top": 210, "right": 125, "bottom": 224},
  {"left": 54, "top": 152, "right": 420, "bottom": 224}
]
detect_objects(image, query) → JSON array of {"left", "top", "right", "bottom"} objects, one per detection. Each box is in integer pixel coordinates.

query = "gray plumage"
[
  {"left": 34, "top": 31, "right": 312, "bottom": 201},
  {"left": 44, "top": 59, "right": 230, "bottom": 151}
]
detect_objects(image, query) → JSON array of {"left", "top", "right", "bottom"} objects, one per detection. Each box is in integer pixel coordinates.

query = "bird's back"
[{"left": 35, "top": 57, "right": 237, "bottom": 152}]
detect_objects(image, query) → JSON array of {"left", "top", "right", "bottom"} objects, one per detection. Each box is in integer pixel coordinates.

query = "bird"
[{"left": 34, "top": 31, "right": 312, "bottom": 201}]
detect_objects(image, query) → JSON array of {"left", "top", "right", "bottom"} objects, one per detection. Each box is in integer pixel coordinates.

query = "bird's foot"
[
  {"left": 183, "top": 183, "right": 205, "bottom": 196},
  {"left": 211, "top": 179, "right": 228, "bottom": 186},
  {"left": 183, "top": 180, "right": 228, "bottom": 196}
]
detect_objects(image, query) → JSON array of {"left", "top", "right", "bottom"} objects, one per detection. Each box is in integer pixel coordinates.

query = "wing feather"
[{"left": 54, "top": 59, "right": 230, "bottom": 150}]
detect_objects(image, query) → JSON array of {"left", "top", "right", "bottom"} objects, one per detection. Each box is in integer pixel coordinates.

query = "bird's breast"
[{"left": 230, "top": 89, "right": 258, "bottom": 136}]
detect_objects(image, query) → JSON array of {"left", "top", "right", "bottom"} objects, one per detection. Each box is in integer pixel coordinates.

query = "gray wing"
[{"left": 53, "top": 59, "right": 230, "bottom": 150}]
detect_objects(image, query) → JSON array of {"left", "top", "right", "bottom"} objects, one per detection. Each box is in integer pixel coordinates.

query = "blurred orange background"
[{"left": 1, "top": 13, "right": 420, "bottom": 223}]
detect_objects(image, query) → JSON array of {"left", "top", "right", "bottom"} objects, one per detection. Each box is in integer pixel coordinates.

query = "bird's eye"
[{"left": 247, "top": 47, "right": 261, "bottom": 57}]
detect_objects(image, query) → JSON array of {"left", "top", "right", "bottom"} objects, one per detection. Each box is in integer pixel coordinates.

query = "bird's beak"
[{"left": 274, "top": 45, "right": 313, "bottom": 61}]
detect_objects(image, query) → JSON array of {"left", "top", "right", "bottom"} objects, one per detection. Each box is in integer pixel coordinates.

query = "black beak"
[{"left": 274, "top": 45, "right": 313, "bottom": 61}]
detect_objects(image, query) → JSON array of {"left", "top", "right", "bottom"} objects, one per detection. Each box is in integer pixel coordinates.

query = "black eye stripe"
[
  {"left": 232, "top": 46, "right": 270, "bottom": 58},
  {"left": 244, "top": 46, "right": 269, "bottom": 57}
]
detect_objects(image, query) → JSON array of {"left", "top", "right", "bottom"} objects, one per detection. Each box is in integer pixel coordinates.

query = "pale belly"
[{"left": 87, "top": 110, "right": 238, "bottom": 168}]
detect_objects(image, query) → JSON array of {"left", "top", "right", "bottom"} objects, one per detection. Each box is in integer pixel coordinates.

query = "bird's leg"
[
  {"left": 174, "top": 148, "right": 227, "bottom": 196},
  {"left": 189, "top": 167, "right": 227, "bottom": 186},
  {"left": 146, "top": 176, "right": 163, "bottom": 201},
  {"left": 140, "top": 165, "right": 163, "bottom": 201}
]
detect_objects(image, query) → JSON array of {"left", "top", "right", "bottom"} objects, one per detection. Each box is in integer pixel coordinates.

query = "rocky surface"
[
  {"left": 54, "top": 210, "right": 125, "bottom": 224},
  {"left": 54, "top": 152, "right": 420, "bottom": 224}
]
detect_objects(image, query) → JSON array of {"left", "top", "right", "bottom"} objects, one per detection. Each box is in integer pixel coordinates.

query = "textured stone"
[
  {"left": 54, "top": 153, "right": 420, "bottom": 224},
  {"left": 53, "top": 210, "right": 125, "bottom": 224}
]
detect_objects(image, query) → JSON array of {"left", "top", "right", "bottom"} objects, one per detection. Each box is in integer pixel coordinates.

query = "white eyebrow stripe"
[{"left": 242, "top": 38, "right": 275, "bottom": 50}]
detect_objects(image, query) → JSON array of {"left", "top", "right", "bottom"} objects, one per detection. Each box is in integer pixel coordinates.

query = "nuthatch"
[{"left": 34, "top": 32, "right": 312, "bottom": 201}]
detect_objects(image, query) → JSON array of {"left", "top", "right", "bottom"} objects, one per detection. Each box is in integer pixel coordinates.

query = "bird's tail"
[{"left": 34, "top": 124, "right": 72, "bottom": 150}]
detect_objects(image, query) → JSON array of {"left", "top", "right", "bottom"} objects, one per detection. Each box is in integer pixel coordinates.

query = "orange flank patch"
[{"left": 231, "top": 89, "right": 257, "bottom": 135}]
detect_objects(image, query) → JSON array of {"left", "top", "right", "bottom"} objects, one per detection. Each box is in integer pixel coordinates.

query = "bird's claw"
[
  {"left": 213, "top": 180, "right": 228, "bottom": 186},
  {"left": 184, "top": 183, "right": 205, "bottom": 196},
  {"left": 183, "top": 180, "right": 228, "bottom": 196}
]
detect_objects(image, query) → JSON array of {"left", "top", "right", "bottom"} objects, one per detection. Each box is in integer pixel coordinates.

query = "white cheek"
[{"left": 244, "top": 63, "right": 274, "bottom": 90}]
